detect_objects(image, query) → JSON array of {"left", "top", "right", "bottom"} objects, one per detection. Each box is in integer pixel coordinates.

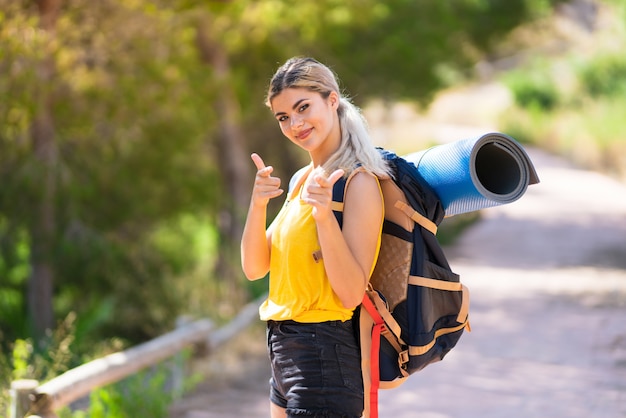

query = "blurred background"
[{"left": 1, "top": 0, "right": 625, "bottom": 413}]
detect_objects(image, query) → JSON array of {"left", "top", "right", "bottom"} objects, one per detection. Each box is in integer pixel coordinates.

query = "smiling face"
[{"left": 270, "top": 87, "right": 341, "bottom": 165}]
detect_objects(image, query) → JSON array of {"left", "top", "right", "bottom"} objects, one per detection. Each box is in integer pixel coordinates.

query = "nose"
[{"left": 290, "top": 114, "right": 304, "bottom": 128}]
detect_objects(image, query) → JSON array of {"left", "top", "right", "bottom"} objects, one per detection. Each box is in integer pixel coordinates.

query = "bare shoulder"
[
  {"left": 346, "top": 169, "right": 380, "bottom": 192},
  {"left": 344, "top": 170, "right": 382, "bottom": 208}
]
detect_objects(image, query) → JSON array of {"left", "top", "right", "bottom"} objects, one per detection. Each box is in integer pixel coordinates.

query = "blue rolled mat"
[{"left": 404, "top": 132, "right": 540, "bottom": 217}]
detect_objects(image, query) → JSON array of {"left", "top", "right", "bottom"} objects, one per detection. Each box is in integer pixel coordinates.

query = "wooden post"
[
  {"left": 171, "top": 316, "right": 192, "bottom": 399},
  {"left": 25, "top": 392, "right": 59, "bottom": 418},
  {"left": 9, "top": 379, "right": 38, "bottom": 418}
]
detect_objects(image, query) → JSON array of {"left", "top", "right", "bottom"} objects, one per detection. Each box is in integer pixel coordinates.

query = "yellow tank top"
[{"left": 259, "top": 168, "right": 382, "bottom": 323}]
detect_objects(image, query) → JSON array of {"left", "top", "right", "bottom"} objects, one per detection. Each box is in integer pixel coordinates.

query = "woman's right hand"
[
  {"left": 241, "top": 153, "right": 280, "bottom": 280},
  {"left": 250, "top": 153, "right": 284, "bottom": 207}
]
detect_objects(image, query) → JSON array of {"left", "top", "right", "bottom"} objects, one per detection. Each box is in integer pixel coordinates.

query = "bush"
[
  {"left": 0, "top": 315, "right": 78, "bottom": 417},
  {"left": 504, "top": 70, "right": 559, "bottom": 111},
  {"left": 58, "top": 360, "right": 196, "bottom": 418},
  {"left": 578, "top": 53, "right": 626, "bottom": 98},
  {"left": 1, "top": 318, "right": 199, "bottom": 418}
]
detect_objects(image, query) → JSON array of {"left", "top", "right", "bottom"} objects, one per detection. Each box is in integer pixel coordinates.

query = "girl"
[{"left": 241, "top": 57, "right": 391, "bottom": 418}]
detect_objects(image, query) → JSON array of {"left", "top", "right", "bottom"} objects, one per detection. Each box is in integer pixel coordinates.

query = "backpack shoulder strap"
[
  {"left": 330, "top": 166, "right": 368, "bottom": 227},
  {"left": 394, "top": 201, "right": 438, "bottom": 235}
]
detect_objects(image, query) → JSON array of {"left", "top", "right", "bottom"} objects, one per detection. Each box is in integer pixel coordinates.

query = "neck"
[{"left": 310, "top": 117, "right": 342, "bottom": 167}]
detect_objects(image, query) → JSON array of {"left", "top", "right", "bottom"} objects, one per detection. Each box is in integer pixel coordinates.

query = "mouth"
[{"left": 296, "top": 128, "right": 312, "bottom": 140}]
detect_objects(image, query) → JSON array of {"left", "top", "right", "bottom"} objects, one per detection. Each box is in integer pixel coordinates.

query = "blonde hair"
[{"left": 266, "top": 57, "right": 391, "bottom": 178}]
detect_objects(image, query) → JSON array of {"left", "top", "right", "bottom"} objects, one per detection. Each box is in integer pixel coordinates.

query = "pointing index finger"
[
  {"left": 312, "top": 168, "right": 344, "bottom": 187},
  {"left": 326, "top": 169, "right": 345, "bottom": 186},
  {"left": 250, "top": 153, "right": 266, "bottom": 171}
]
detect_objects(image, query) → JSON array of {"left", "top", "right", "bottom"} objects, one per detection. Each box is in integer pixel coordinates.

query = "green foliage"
[
  {"left": 0, "top": 350, "right": 9, "bottom": 415},
  {"left": 0, "top": 314, "right": 80, "bottom": 415},
  {"left": 12, "top": 314, "right": 77, "bottom": 381},
  {"left": 0, "top": 220, "right": 30, "bottom": 339},
  {"left": 1, "top": 317, "right": 200, "bottom": 418},
  {"left": 0, "top": 0, "right": 568, "bottom": 355},
  {"left": 261, "top": 0, "right": 554, "bottom": 104},
  {"left": 498, "top": 1, "right": 626, "bottom": 180},
  {"left": 0, "top": 0, "right": 221, "bottom": 346},
  {"left": 58, "top": 363, "right": 183, "bottom": 418},
  {"left": 10, "top": 339, "right": 32, "bottom": 380},
  {"left": 577, "top": 52, "right": 626, "bottom": 98},
  {"left": 503, "top": 67, "right": 560, "bottom": 110},
  {"left": 0, "top": 338, "right": 200, "bottom": 418}
]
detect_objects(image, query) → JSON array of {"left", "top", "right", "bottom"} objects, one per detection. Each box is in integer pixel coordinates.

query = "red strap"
[{"left": 362, "top": 294, "right": 385, "bottom": 418}]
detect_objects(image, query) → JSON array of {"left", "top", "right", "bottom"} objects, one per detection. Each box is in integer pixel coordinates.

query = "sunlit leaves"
[{"left": 0, "top": 0, "right": 566, "bottom": 346}]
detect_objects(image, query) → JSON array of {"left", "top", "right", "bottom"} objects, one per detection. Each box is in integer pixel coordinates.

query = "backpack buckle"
[
  {"left": 380, "top": 325, "right": 389, "bottom": 337},
  {"left": 399, "top": 349, "right": 409, "bottom": 365}
]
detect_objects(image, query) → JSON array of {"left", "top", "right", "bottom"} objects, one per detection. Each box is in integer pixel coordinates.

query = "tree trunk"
[
  {"left": 28, "top": 0, "right": 61, "bottom": 340},
  {"left": 196, "top": 18, "right": 252, "bottom": 307}
]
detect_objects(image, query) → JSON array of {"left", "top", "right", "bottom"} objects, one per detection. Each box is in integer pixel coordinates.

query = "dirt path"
[{"left": 169, "top": 145, "right": 626, "bottom": 418}]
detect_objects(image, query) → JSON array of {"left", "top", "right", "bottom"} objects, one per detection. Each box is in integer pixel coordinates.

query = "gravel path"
[{"left": 170, "top": 146, "right": 626, "bottom": 418}]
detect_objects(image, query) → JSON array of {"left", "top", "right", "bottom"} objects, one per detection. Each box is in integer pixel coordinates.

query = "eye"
[
  {"left": 298, "top": 103, "right": 309, "bottom": 112},
  {"left": 277, "top": 115, "right": 288, "bottom": 122}
]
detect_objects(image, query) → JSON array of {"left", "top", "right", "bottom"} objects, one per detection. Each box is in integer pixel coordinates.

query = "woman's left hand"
[{"left": 301, "top": 167, "right": 345, "bottom": 222}]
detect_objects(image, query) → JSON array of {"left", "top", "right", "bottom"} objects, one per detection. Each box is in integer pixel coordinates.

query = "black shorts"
[{"left": 267, "top": 319, "right": 364, "bottom": 418}]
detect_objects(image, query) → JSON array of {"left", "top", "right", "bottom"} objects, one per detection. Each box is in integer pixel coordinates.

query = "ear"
[{"left": 328, "top": 91, "right": 339, "bottom": 110}]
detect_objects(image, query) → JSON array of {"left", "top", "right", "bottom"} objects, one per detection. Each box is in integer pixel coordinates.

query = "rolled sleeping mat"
[{"left": 404, "top": 132, "right": 540, "bottom": 217}]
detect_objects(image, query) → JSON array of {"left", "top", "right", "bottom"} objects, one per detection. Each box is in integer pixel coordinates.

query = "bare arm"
[
  {"left": 240, "top": 153, "right": 284, "bottom": 280},
  {"left": 303, "top": 169, "right": 383, "bottom": 309}
]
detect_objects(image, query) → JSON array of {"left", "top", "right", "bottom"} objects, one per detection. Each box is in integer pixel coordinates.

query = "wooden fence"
[{"left": 9, "top": 294, "right": 266, "bottom": 418}]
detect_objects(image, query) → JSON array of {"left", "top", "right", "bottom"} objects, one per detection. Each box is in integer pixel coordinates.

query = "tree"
[
  {"left": 27, "top": 0, "right": 62, "bottom": 341},
  {"left": 1, "top": 0, "right": 220, "bottom": 346},
  {"left": 195, "top": 12, "right": 252, "bottom": 306},
  {"left": 0, "top": 0, "right": 563, "bottom": 349}
]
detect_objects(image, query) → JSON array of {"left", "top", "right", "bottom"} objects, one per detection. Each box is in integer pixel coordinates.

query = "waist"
[
  {"left": 259, "top": 297, "right": 354, "bottom": 323},
  {"left": 267, "top": 318, "right": 352, "bottom": 328},
  {"left": 267, "top": 318, "right": 356, "bottom": 341}
]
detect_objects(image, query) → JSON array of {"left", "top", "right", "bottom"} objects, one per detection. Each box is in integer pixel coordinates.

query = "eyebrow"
[{"left": 274, "top": 98, "right": 307, "bottom": 117}]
